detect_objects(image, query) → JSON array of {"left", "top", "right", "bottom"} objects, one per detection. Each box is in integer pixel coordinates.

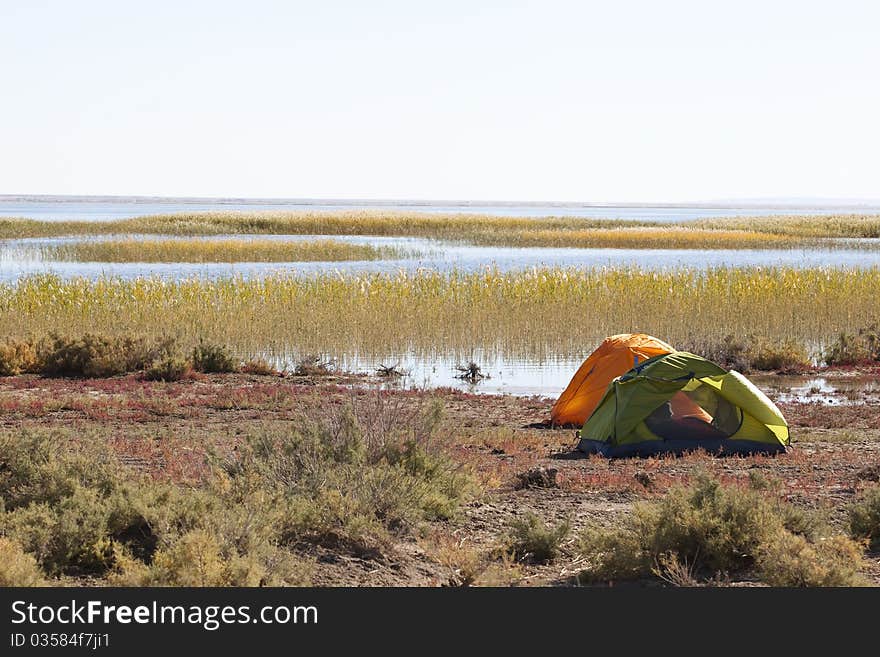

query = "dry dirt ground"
[{"left": 1, "top": 369, "right": 878, "bottom": 586}]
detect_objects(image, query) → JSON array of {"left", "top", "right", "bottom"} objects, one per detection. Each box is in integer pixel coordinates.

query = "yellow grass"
[
  {"left": 1, "top": 267, "right": 876, "bottom": 361},
  {"left": 693, "top": 214, "right": 880, "bottom": 238},
  {"left": 36, "top": 238, "right": 411, "bottom": 263}
]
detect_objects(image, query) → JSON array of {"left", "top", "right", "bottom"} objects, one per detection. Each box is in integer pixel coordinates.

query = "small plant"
[
  {"left": 514, "top": 466, "right": 558, "bottom": 489},
  {"left": 191, "top": 340, "right": 238, "bottom": 373},
  {"left": 849, "top": 486, "right": 880, "bottom": 550},
  {"left": 824, "top": 326, "right": 880, "bottom": 366},
  {"left": 454, "top": 362, "right": 488, "bottom": 383},
  {"left": 429, "top": 534, "right": 489, "bottom": 587},
  {"left": 294, "top": 355, "right": 333, "bottom": 377},
  {"left": 240, "top": 358, "right": 279, "bottom": 376},
  {"left": 749, "top": 339, "right": 811, "bottom": 373},
  {"left": 0, "top": 537, "right": 45, "bottom": 586},
  {"left": 756, "top": 532, "right": 864, "bottom": 587},
  {"left": 144, "top": 356, "right": 192, "bottom": 382},
  {"left": 0, "top": 339, "right": 39, "bottom": 376},
  {"left": 652, "top": 552, "right": 701, "bottom": 587},
  {"left": 694, "top": 334, "right": 751, "bottom": 371},
  {"left": 505, "top": 512, "right": 570, "bottom": 563},
  {"left": 376, "top": 363, "right": 406, "bottom": 378}
]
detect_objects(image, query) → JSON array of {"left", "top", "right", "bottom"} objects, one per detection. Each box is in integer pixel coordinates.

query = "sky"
[{"left": 1, "top": 0, "right": 878, "bottom": 202}]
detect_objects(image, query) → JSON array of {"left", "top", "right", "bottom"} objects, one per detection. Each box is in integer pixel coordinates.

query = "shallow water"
[
  {"left": 750, "top": 375, "right": 880, "bottom": 406},
  {"left": 3, "top": 198, "right": 880, "bottom": 222},
  {"left": 336, "top": 354, "right": 880, "bottom": 402},
  {"left": 340, "top": 353, "right": 582, "bottom": 398},
  {"left": 2, "top": 234, "right": 879, "bottom": 282}
]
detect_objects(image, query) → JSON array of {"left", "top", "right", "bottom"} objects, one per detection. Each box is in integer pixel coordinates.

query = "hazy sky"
[{"left": 1, "top": 1, "right": 878, "bottom": 202}]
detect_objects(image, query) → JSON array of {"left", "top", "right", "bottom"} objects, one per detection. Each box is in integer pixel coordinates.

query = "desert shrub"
[
  {"left": 0, "top": 430, "right": 119, "bottom": 509},
  {"left": 191, "top": 340, "right": 238, "bottom": 373},
  {"left": 824, "top": 326, "right": 880, "bottom": 366},
  {"left": 428, "top": 534, "right": 488, "bottom": 586},
  {"left": 143, "top": 356, "right": 192, "bottom": 382},
  {"left": 0, "top": 537, "right": 45, "bottom": 586},
  {"left": 2, "top": 488, "right": 129, "bottom": 575},
  {"left": 756, "top": 532, "right": 865, "bottom": 586},
  {"left": 0, "top": 428, "right": 314, "bottom": 584},
  {"left": 0, "top": 432, "right": 153, "bottom": 576},
  {"left": 0, "top": 395, "right": 473, "bottom": 585},
  {"left": 651, "top": 552, "right": 701, "bottom": 587},
  {"left": 578, "top": 474, "right": 862, "bottom": 586},
  {"left": 0, "top": 339, "right": 39, "bottom": 376},
  {"left": 221, "top": 396, "right": 475, "bottom": 551},
  {"left": 293, "top": 355, "right": 333, "bottom": 376},
  {"left": 241, "top": 358, "right": 279, "bottom": 376},
  {"left": 505, "top": 512, "right": 570, "bottom": 563},
  {"left": 149, "top": 530, "right": 247, "bottom": 587},
  {"left": 849, "top": 486, "right": 880, "bottom": 550},
  {"left": 36, "top": 333, "right": 178, "bottom": 378},
  {"left": 748, "top": 339, "right": 811, "bottom": 372}
]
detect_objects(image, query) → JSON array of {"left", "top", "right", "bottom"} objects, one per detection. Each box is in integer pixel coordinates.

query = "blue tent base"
[{"left": 577, "top": 437, "right": 787, "bottom": 458}]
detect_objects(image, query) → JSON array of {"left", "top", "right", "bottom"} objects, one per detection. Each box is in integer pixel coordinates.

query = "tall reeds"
[{"left": 0, "top": 267, "right": 876, "bottom": 361}]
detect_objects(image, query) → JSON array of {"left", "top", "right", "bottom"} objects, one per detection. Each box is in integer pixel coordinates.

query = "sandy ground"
[{"left": 1, "top": 370, "right": 878, "bottom": 586}]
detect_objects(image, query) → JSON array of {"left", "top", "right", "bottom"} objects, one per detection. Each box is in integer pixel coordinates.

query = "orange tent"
[{"left": 550, "top": 334, "right": 675, "bottom": 426}]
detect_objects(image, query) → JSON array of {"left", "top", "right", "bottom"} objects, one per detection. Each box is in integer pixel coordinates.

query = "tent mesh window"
[{"left": 644, "top": 381, "right": 742, "bottom": 441}]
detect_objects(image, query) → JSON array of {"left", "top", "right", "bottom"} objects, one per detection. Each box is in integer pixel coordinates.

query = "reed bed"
[
  {"left": 35, "top": 238, "right": 411, "bottom": 263},
  {"left": 498, "top": 228, "right": 800, "bottom": 249},
  {"left": 0, "top": 212, "right": 652, "bottom": 240},
  {"left": 0, "top": 268, "right": 876, "bottom": 361},
  {"left": 4, "top": 211, "right": 877, "bottom": 248},
  {"left": 692, "top": 214, "right": 880, "bottom": 238}
]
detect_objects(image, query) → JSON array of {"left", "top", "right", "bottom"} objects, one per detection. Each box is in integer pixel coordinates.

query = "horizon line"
[{"left": 3, "top": 193, "right": 880, "bottom": 210}]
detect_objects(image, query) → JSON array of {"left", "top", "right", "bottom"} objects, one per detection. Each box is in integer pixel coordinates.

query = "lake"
[
  {"left": 2, "top": 233, "right": 880, "bottom": 283},
  {"left": 3, "top": 198, "right": 879, "bottom": 398},
  {"left": 3, "top": 197, "right": 880, "bottom": 222}
]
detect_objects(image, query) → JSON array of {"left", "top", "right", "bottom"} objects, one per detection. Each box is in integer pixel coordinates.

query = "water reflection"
[{"left": 2, "top": 234, "right": 879, "bottom": 283}]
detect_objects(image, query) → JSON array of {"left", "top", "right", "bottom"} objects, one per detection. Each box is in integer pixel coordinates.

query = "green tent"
[{"left": 577, "top": 351, "right": 789, "bottom": 456}]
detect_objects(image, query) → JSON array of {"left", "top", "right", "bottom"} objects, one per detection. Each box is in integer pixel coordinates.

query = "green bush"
[
  {"left": 191, "top": 340, "right": 238, "bottom": 373},
  {"left": 36, "top": 333, "right": 178, "bottom": 378},
  {"left": 3, "top": 490, "right": 122, "bottom": 575},
  {"left": 578, "top": 474, "right": 864, "bottom": 586},
  {"left": 0, "top": 430, "right": 119, "bottom": 509},
  {"left": 757, "top": 532, "right": 865, "bottom": 587},
  {"left": 849, "top": 486, "right": 880, "bottom": 550},
  {"left": 505, "top": 513, "right": 570, "bottom": 563}
]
